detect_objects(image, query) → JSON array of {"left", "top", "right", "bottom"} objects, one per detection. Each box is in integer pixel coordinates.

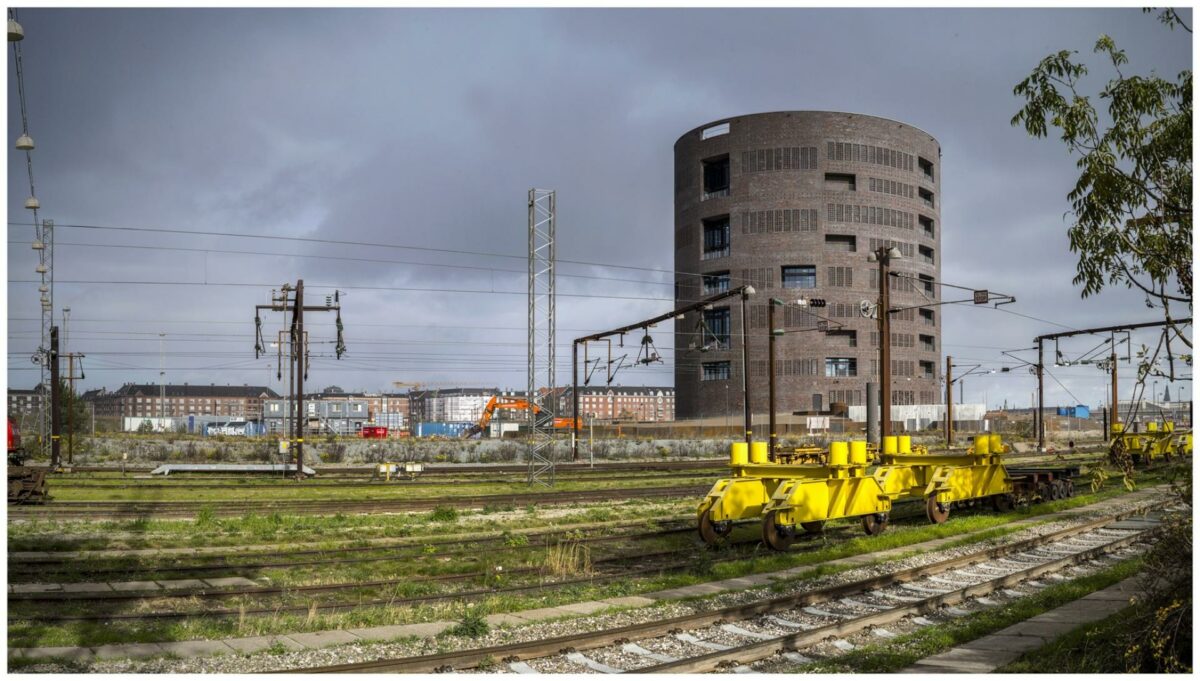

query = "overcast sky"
[{"left": 6, "top": 7, "right": 1193, "bottom": 409}]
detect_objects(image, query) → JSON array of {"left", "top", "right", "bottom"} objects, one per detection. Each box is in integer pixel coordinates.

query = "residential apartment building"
[
  {"left": 87, "top": 383, "right": 280, "bottom": 421},
  {"left": 562, "top": 386, "right": 676, "bottom": 422},
  {"left": 7, "top": 385, "right": 46, "bottom": 417},
  {"left": 263, "top": 396, "right": 370, "bottom": 436}
]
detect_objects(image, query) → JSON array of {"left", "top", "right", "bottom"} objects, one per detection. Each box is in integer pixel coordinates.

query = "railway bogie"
[
  {"left": 1109, "top": 421, "right": 1191, "bottom": 466},
  {"left": 698, "top": 434, "right": 1079, "bottom": 549}
]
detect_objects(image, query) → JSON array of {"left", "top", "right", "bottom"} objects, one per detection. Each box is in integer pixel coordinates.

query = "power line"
[
  {"left": 9, "top": 278, "right": 673, "bottom": 302},
  {"left": 8, "top": 239, "right": 674, "bottom": 288},
  {"left": 8, "top": 219, "right": 687, "bottom": 277}
]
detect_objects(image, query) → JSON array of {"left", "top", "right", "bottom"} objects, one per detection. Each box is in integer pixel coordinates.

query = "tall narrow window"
[
  {"left": 701, "top": 361, "right": 731, "bottom": 381},
  {"left": 702, "top": 271, "right": 730, "bottom": 295},
  {"left": 702, "top": 155, "right": 730, "bottom": 199},
  {"left": 703, "top": 307, "right": 731, "bottom": 349},
  {"left": 919, "top": 245, "right": 935, "bottom": 265},
  {"left": 702, "top": 216, "right": 730, "bottom": 260},
  {"left": 920, "top": 334, "right": 936, "bottom": 352},
  {"left": 920, "top": 360, "right": 935, "bottom": 379},
  {"left": 918, "top": 187, "right": 935, "bottom": 209},
  {"left": 781, "top": 265, "right": 817, "bottom": 289},
  {"left": 918, "top": 156, "right": 935, "bottom": 182},
  {"left": 825, "top": 357, "right": 858, "bottom": 377},
  {"left": 919, "top": 215, "right": 935, "bottom": 239}
]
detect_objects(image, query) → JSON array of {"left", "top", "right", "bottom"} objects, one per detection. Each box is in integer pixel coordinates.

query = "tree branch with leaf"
[{"left": 1011, "top": 10, "right": 1192, "bottom": 380}]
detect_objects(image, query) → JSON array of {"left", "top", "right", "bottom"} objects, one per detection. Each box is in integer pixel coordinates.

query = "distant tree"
[
  {"left": 54, "top": 378, "right": 92, "bottom": 436},
  {"left": 1011, "top": 9, "right": 1192, "bottom": 378},
  {"left": 137, "top": 419, "right": 155, "bottom": 434}
]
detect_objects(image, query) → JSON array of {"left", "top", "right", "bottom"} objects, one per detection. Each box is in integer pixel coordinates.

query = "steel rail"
[
  {"left": 7, "top": 526, "right": 714, "bottom": 591},
  {"left": 44, "top": 470, "right": 720, "bottom": 489},
  {"left": 32, "top": 460, "right": 728, "bottom": 476},
  {"left": 8, "top": 485, "right": 707, "bottom": 519},
  {"left": 279, "top": 501, "right": 1161, "bottom": 673},
  {"left": 637, "top": 527, "right": 1153, "bottom": 672},
  {"left": 8, "top": 547, "right": 732, "bottom": 622}
]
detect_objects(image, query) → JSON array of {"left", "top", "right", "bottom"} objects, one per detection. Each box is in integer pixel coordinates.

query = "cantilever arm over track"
[
  {"left": 1030, "top": 317, "right": 1192, "bottom": 451},
  {"left": 570, "top": 285, "right": 756, "bottom": 461}
]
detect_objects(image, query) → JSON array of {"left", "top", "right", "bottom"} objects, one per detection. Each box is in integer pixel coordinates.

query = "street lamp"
[{"left": 867, "top": 246, "right": 903, "bottom": 439}]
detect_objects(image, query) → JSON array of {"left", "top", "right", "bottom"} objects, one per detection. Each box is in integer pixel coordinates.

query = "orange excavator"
[{"left": 462, "top": 397, "right": 579, "bottom": 439}]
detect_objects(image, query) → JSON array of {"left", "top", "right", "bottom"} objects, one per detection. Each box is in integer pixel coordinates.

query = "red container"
[{"left": 361, "top": 426, "right": 388, "bottom": 439}]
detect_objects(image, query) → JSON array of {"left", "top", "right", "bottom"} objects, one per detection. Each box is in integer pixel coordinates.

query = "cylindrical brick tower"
[{"left": 673, "top": 111, "right": 942, "bottom": 420}]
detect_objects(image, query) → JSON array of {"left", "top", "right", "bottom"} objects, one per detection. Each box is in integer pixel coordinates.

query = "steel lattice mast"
[{"left": 527, "top": 189, "right": 556, "bottom": 486}]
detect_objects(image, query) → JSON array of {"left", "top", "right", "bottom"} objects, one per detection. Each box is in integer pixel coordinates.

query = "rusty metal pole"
[
  {"left": 945, "top": 355, "right": 953, "bottom": 447},
  {"left": 295, "top": 280, "right": 304, "bottom": 480},
  {"left": 1110, "top": 351, "right": 1118, "bottom": 432},
  {"left": 741, "top": 289, "right": 752, "bottom": 445},
  {"left": 768, "top": 298, "right": 778, "bottom": 457},
  {"left": 67, "top": 354, "right": 74, "bottom": 464},
  {"left": 572, "top": 341, "right": 579, "bottom": 461},
  {"left": 1036, "top": 338, "right": 1045, "bottom": 451},
  {"left": 49, "top": 326, "right": 61, "bottom": 469},
  {"left": 879, "top": 254, "right": 892, "bottom": 438}
]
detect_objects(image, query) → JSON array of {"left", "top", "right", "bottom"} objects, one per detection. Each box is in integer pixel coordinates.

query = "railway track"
[
  {"left": 277, "top": 503, "right": 1163, "bottom": 673},
  {"left": 34, "top": 459, "right": 728, "bottom": 476},
  {"left": 42, "top": 470, "right": 720, "bottom": 490},
  {"left": 7, "top": 484, "right": 707, "bottom": 519},
  {"left": 6, "top": 521, "right": 716, "bottom": 579}
]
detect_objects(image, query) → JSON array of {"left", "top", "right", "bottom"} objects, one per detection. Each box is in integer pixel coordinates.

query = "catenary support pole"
[
  {"left": 49, "top": 326, "right": 60, "bottom": 469},
  {"left": 1110, "top": 351, "right": 1118, "bottom": 432},
  {"left": 1036, "top": 338, "right": 1045, "bottom": 451},
  {"left": 741, "top": 288, "right": 752, "bottom": 445},
  {"left": 295, "top": 280, "right": 304, "bottom": 480},
  {"left": 879, "top": 257, "right": 892, "bottom": 438},
  {"left": 768, "top": 298, "right": 778, "bottom": 456},
  {"left": 572, "top": 341, "right": 579, "bottom": 461},
  {"left": 945, "top": 355, "right": 953, "bottom": 447}
]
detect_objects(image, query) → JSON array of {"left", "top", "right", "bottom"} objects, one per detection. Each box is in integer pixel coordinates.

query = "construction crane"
[{"left": 462, "top": 396, "right": 580, "bottom": 439}]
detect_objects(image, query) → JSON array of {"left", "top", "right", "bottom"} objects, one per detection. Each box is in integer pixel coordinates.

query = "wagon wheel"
[
  {"left": 762, "top": 510, "right": 795, "bottom": 551},
  {"left": 925, "top": 496, "right": 950, "bottom": 524},
  {"left": 698, "top": 508, "right": 730, "bottom": 546},
  {"left": 1064, "top": 479, "right": 1075, "bottom": 498},
  {"left": 992, "top": 494, "right": 1014, "bottom": 512},
  {"left": 800, "top": 521, "right": 826, "bottom": 534},
  {"left": 861, "top": 512, "right": 889, "bottom": 536}
]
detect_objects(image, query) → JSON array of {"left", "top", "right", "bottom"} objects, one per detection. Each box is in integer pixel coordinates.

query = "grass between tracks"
[
  {"left": 788, "top": 555, "right": 1147, "bottom": 673},
  {"left": 37, "top": 474, "right": 717, "bottom": 503},
  {"left": 7, "top": 498, "right": 697, "bottom": 553},
  {"left": 7, "top": 474, "right": 1162, "bottom": 649}
]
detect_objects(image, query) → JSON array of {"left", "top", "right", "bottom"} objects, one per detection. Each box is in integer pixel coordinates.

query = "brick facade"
[{"left": 674, "top": 112, "right": 942, "bottom": 418}]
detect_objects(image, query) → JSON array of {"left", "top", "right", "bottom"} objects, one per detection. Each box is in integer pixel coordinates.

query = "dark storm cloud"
[{"left": 7, "top": 7, "right": 1191, "bottom": 407}]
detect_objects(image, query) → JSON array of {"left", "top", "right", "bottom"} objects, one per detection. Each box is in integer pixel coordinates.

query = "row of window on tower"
[
  {"left": 702, "top": 357, "right": 939, "bottom": 382},
  {"left": 700, "top": 148, "right": 936, "bottom": 201},
  {"left": 694, "top": 305, "right": 938, "bottom": 351},
  {"left": 692, "top": 212, "right": 936, "bottom": 259}
]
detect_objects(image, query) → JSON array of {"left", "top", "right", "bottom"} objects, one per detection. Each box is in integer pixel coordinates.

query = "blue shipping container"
[
  {"left": 416, "top": 422, "right": 472, "bottom": 437},
  {"left": 1075, "top": 405, "right": 1090, "bottom": 419},
  {"left": 1056, "top": 407, "right": 1072, "bottom": 416}
]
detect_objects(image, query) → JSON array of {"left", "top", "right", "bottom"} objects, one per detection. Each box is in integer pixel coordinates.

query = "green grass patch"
[{"left": 792, "top": 555, "right": 1146, "bottom": 673}]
